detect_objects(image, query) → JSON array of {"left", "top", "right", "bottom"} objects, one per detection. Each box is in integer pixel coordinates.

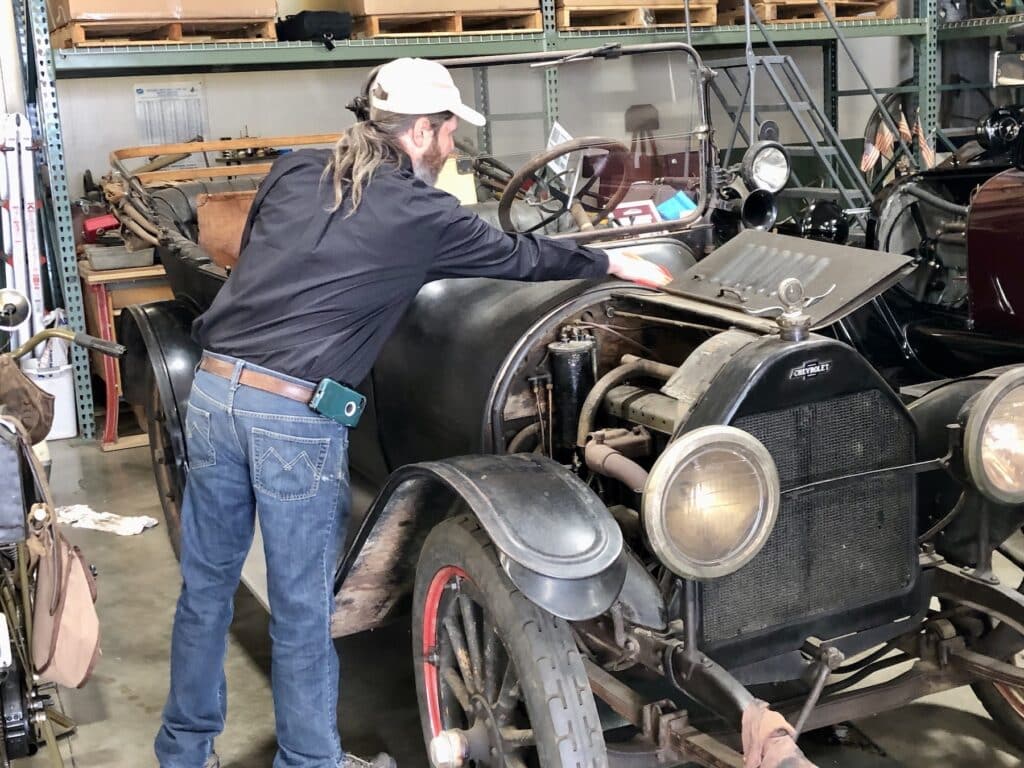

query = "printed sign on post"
[{"left": 546, "top": 121, "right": 574, "bottom": 175}]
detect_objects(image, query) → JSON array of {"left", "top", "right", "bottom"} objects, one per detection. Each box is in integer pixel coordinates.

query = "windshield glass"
[{"left": 446, "top": 47, "right": 709, "bottom": 239}]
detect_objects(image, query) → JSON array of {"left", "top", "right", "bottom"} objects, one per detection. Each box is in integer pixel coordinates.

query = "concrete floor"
[{"left": 25, "top": 440, "right": 1024, "bottom": 768}]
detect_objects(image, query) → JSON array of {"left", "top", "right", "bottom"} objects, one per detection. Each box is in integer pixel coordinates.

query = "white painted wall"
[
  {"left": 0, "top": 0, "right": 25, "bottom": 114},
  {"left": 55, "top": 36, "right": 907, "bottom": 199},
  {"left": 58, "top": 67, "right": 369, "bottom": 197}
]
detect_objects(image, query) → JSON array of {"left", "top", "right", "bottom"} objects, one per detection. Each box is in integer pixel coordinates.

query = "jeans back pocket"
[
  {"left": 252, "top": 428, "right": 332, "bottom": 502},
  {"left": 185, "top": 405, "right": 217, "bottom": 470}
]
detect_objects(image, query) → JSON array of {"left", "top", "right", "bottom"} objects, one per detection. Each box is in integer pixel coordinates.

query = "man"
[{"left": 154, "top": 57, "right": 672, "bottom": 768}]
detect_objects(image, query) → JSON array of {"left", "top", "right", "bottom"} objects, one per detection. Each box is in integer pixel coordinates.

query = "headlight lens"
[
  {"left": 643, "top": 426, "right": 780, "bottom": 580},
  {"left": 965, "top": 368, "right": 1024, "bottom": 505},
  {"left": 742, "top": 141, "right": 791, "bottom": 194}
]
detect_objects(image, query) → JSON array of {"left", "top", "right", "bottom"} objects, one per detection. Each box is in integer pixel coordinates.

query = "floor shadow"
[
  {"left": 858, "top": 699, "right": 1024, "bottom": 767},
  {"left": 228, "top": 590, "right": 425, "bottom": 765}
]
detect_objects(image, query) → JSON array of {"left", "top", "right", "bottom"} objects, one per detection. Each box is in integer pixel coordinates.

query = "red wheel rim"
[{"left": 422, "top": 566, "right": 468, "bottom": 737}]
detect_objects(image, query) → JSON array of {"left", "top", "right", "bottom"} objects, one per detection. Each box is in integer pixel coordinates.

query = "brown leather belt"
[{"left": 199, "top": 356, "right": 314, "bottom": 405}]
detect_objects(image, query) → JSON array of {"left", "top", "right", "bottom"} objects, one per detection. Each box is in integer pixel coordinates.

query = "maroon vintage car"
[
  {"left": 864, "top": 107, "right": 1024, "bottom": 382},
  {"left": 968, "top": 164, "right": 1024, "bottom": 337}
]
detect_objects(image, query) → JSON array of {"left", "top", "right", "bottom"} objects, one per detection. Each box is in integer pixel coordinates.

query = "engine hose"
[
  {"left": 576, "top": 355, "right": 678, "bottom": 447},
  {"left": 902, "top": 184, "right": 969, "bottom": 218},
  {"left": 584, "top": 442, "right": 648, "bottom": 494}
]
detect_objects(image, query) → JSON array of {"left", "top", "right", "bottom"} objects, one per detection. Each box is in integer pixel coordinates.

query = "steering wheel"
[{"left": 497, "top": 137, "right": 632, "bottom": 234}]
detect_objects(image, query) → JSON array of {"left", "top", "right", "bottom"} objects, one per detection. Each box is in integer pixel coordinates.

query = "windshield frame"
[{"left": 439, "top": 43, "right": 713, "bottom": 244}]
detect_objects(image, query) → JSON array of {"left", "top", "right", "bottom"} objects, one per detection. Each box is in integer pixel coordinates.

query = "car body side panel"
[{"left": 968, "top": 168, "right": 1024, "bottom": 337}]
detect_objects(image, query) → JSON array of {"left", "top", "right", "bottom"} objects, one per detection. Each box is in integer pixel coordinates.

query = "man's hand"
[{"left": 607, "top": 251, "right": 674, "bottom": 288}]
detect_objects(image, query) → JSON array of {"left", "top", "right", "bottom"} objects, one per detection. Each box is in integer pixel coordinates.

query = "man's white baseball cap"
[{"left": 370, "top": 57, "right": 486, "bottom": 127}]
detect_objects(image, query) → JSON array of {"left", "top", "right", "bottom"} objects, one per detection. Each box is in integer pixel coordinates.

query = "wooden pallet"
[
  {"left": 717, "top": 0, "right": 896, "bottom": 23},
  {"left": 555, "top": 4, "right": 718, "bottom": 30},
  {"left": 51, "top": 18, "right": 276, "bottom": 48},
  {"left": 353, "top": 9, "right": 543, "bottom": 37}
]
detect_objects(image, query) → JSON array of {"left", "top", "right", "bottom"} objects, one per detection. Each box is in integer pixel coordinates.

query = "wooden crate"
[
  {"left": 51, "top": 17, "right": 276, "bottom": 48},
  {"left": 555, "top": 4, "right": 718, "bottom": 30},
  {"left": 353, "top": 9, "right": 543, "bottom": 36},
  {"left": 717, "top": 0, "right": 896, "bottom": 23}
]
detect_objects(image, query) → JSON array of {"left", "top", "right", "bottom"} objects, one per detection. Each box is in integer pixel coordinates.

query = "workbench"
[{"left": 79, "top": 262, "right": 174, "bottom": 451}]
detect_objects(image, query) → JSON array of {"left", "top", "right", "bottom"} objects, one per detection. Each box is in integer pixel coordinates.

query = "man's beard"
[{"left": 412, "top": 138, "right": 447, "bottom": 186}]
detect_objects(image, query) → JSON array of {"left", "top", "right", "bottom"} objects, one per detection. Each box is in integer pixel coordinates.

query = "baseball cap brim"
[{"left": 451, "top": 101, "right": 487, "bottom": 127}]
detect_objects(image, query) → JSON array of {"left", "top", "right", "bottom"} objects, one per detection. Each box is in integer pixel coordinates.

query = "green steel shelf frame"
[
  {"left": 938, "top": 12, "right": 1024, "bottom": 40},
  {"left": 52, "top": 18, "right": 930, "bottom": 78},
  {"left": 13, "top": 0, "right": 96, "bottom": 439}
]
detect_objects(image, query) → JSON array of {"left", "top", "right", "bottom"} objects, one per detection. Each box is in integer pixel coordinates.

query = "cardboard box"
[
  {"left": 339, "top": 0, "right": 536, "bottom": 15},
  {"left": 557, "top": 0, "right": 705, "bottom": 6},
  {"left": 47, "top": 0, "right": 173, "bottom": 30},
  {"left": 47, "top": 0, "right": 276, "bottom": 29},
  {"left": 177, "top": 0, "right": 278, "bottom": 18}
]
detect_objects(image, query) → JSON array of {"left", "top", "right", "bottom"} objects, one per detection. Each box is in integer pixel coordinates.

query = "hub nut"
[{"left": 428, "top": 729, "right": 469, "bottom": 768}]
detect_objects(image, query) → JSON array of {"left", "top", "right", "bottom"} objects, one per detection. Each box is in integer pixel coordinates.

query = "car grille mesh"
[{"left": 700, "top": 389, "right": 916, "bottom": 644}]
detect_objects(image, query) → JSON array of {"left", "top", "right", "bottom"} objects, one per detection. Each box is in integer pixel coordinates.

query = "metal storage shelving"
[
  {"left": 50, "top": 17, "right": 931, "bottom": 78},
  {"left": 17, "top": 0, "right": 962, "bottom": 440}
]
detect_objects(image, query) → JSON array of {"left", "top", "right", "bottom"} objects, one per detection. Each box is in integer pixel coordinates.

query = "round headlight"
[
  {"left": 745, "top": 141, "right": 790, "bottom": 195},
  {"left": 642, "top": 426, "right": 780, "bottom": 580},
  {"left": 742, "top": 140, "right": 791, "bottom": 194},
  {"left": 964, "top": 367, "right": 1024, "bottom": 505}
]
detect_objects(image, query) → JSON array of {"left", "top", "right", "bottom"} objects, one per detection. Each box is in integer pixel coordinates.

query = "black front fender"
[
  {"left": 118, "top": 300, "right": 201, "bottom": 474},
  {"left": 331, "top": 454, "right": 626, "bottom": 637}
]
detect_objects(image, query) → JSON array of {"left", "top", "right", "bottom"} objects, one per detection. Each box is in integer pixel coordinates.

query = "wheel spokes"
[
  {"left": 442, "top": 667, "right": 472, "bottom": 712},
  {"left": 458, "top": 593, "right": 484, "bottom": 691},
  {"left": 429, "top": 575, "right": 539, "bottom": 768},
  {"left": 483, "top": 619, "right": 500, "bottom": 705},
  {"left": 437, "top": 623, "right": 466, "bottom": 726},
  {"left": 442, "top": 616, "right": 476, "bottom": 695}
]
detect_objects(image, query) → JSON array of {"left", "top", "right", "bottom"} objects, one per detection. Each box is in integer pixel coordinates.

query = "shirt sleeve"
[{"left": 426, "top": 203, "right": 610, "bottom": 282}]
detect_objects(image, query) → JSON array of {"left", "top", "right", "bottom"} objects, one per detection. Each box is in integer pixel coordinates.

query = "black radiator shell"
[{"left": 679, "top": 335, "right": 924, "bottom": 666}]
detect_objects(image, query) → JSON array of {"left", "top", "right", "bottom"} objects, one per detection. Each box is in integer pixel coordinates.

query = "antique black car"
[
  {"left": 112, "top": 45, "right": 1024, "bottom": 768},
  {"left": 860, "top": 105, "right": 1024, "bottom": 383}
]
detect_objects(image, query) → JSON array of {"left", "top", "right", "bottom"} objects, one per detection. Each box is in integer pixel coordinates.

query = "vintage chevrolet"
[{"left": 110, "top": 44, "right": 1024, "bottom": 767}]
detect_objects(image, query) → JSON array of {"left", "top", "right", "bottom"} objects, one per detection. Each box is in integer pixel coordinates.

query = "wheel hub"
[{"left": 429, "top": 695, "right": 507, "bottom": 768}]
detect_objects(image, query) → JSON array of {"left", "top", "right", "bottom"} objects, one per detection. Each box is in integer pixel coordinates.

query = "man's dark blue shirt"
[{"left": 193, "top": 149, "right": 609, "bottom": 385}]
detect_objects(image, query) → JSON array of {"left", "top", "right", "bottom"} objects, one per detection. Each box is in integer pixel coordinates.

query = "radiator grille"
[{"left": 700, "top": 389, "right": 916, "bottom": 644}]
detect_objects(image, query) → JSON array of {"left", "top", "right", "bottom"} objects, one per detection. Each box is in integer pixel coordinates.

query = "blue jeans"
[{"left": 155, "top": 353, "right": 350, "bottom": 768}]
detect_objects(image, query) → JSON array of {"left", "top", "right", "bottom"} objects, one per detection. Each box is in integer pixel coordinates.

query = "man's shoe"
[
  {"left": 203, "top": 755, "right": 220, "bottom": 768},
  {"left": 341, "top": 753, "right": 396, "bottom": 768}
]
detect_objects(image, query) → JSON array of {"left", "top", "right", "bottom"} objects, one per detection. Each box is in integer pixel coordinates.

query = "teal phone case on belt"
[{"left": 309, "top": 379, "right": 366, "bottom": 428}]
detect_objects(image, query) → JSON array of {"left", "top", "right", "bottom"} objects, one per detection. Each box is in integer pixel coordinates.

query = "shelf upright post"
[
  {"left": 917, "top": 0, "right": 939, "bottom": 151},
  {"left": 824, "top": 39, "right": 839, "bottom": 130},
  {"left": 17, "top": 0, "right": 96, "bottom": 439},
  {"left": 473, "top": 67, "right": 493, "bottom": 156},
  {"left": 542, "top": 0, "right": 559, "bottom": 135}
]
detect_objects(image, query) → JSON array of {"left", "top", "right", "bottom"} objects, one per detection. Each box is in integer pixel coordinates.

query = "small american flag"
[
  {"left": 897, "top": 108, "right": 913, "bottom": 144},
  {"left": 874, "top": 120, "right": 895, "bottom": 157},
  {"left": 860, "top": 140, "right": 880, "bottom": 173},
  {"left": 914, "top": 111, "right": 936, "bottom": 169}
]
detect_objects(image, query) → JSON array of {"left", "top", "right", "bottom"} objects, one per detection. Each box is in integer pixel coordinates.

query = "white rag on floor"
[{"left": 56, "top": 504, "right": 159, "bottom": 536}]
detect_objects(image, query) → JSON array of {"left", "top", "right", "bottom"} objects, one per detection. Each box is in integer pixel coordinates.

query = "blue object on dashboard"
[{"left": 657, "top": 191, "right": 697, "bottom": 220}]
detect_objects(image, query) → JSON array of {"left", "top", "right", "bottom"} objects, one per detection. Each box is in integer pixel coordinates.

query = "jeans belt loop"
[{"left": 229, "top": 359, "right": 244, "bottom": 392}]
